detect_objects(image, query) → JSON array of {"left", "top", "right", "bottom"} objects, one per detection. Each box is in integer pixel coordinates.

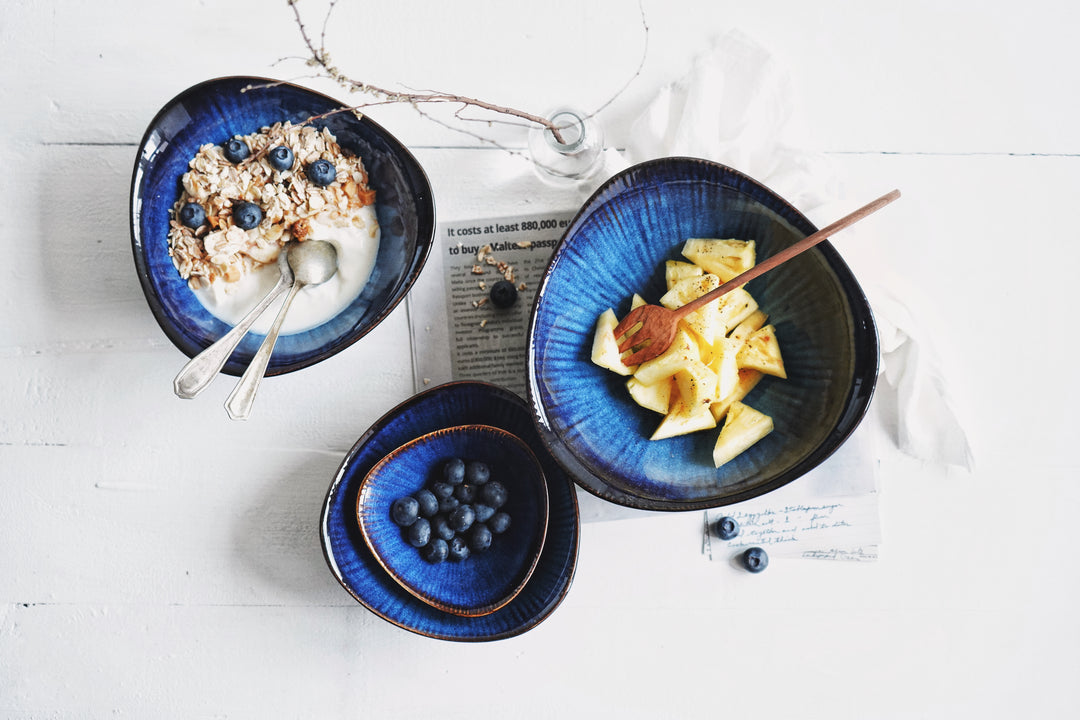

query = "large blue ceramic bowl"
[
  {"left": 357, "top": 424, "right": 549, "bottom": 617},
  {"left": 321, "top": 382, "right": 579, "bottom": 642},
  {"left": 527, "top": 158, "right": 879, "bottom": 511},
  {"left": 130, "top": 76, "right": 436, "bottom": 375}
]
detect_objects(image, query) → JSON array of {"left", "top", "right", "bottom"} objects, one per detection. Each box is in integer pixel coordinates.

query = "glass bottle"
[{"left": 528, "top": 107, "right": 604, "bottom": 184}]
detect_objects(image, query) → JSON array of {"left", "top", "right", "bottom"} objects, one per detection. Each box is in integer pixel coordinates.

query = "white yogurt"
[{"left": 194, "top": 204, "right": 380, "bottom": 335}]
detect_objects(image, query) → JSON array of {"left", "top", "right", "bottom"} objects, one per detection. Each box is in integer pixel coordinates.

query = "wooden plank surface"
[{"left": 2, "top": 1, "right": 1077, "bottom": 717}]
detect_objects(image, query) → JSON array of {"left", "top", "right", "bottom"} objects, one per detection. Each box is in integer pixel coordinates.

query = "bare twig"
[{"left": 284, "top": 0, "right": 648, "bottom": 146}]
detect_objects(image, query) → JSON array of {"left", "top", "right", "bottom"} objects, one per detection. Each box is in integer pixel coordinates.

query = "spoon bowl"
[
  {"left": 225, "top": 240, "right": 339, "bottom": 420},
  {"left": 288, "top": 239, "right": 339, "bottom": 287}
]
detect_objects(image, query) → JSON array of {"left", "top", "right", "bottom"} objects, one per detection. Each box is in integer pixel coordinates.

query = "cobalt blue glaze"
[
  {"left": 358, "top": 424, "right": 549, "bottom": 617},
  {"left": 130, "top": 76, "right": 436, "bottom": 376},
  {"left": 321, "top": 382, "right": 579, "bottom": 641},
  {"left": 527, "top": 158, "right": 878, "bottom": 511}
]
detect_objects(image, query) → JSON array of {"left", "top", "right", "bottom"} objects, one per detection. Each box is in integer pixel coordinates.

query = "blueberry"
[
  {"left": 431, "top": 515, "right": 455, "bottom": 542},
  {"left": 714, "top": 516, "right": 740, "bottom": 541},
  {"left": 454, "top": 483, "right": 477, "bottom": 503},
  {"left": 479, "top": 481, "right": 507, "bottom": 509},
  {"left": 390, "top": 496, "right": 419, "bottom": 527},
  {"left": 178, "top": 202, "right": 206, "bottom": 229},
  {"left": 489, "top": 280, "right": 518, "bottom": 309},
  {"left": 437, "top": 495, "right": 460, "bottom": 514},
  {"left": 232, "top": 201, "right": 263, "bottom": 230},
  {"left": 222, "top": 137, "right": 250, "bottom": 163},
  {"left": 741, "top": 547, "right": 769, "bottom": 573},
  {"left": 474, "top": 503, "right": 495, "bottom": 523},
  {"left": 465, "top": 461, "right": 490, "bottom": 485},
  {"left": 406, "top": 518, "right": 431, "bottom": 548},
  {"left": 448, "top": 504, "right": 476, "bottom": 533},
  {"left": 267, "top": 145, "right": 294, "bottom": 171},
  {"left": 448, "top": 535, "right": 470, "bottom": 562},
  {"left": 431, "top": 481, "right": 454, "bottom": 500},
  {"left": 468, "top": 523, "right": 492, "bottom": 552},
  {"left": 443, "top": 458, "right": 465, "bottom": 485},
  {"left": 415, "top": 489, "right": 438, "bottom": 518},
  {"left": 306, "top": 159, "right": 337, "bottom": 186},
  {"left": 489, "top": 512, "right": 511, "bottom": 534},
  {"left": 421, "top": 538, "right": 449, "bottom": 564}
]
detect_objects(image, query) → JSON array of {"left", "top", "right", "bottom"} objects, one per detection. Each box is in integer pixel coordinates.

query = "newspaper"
[{"left": 408, "top": 210, "right": 576, "bottom": 397}]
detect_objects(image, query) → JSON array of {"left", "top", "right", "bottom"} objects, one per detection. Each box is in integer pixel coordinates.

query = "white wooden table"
[{"left": 3, "top": 1, "right": 1077, "bottom": 717}]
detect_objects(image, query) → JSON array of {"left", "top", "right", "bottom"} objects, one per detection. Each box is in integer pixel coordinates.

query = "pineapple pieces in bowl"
[
  {"left": 591, "top": 238, "right": 787, "bottom": 467},
  {"left": 526, "top": 157, "right": 878, "bottom": 511}
]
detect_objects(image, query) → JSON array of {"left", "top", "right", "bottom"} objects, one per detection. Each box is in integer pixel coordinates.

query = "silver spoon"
[
  {"left": 224, "top": 240, "right": 339, "bottom": 420},
  {"left": 173, "top": 248, "right": 296, "bottom": 399}
]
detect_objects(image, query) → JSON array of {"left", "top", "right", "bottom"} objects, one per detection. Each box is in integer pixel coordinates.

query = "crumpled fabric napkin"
[{"left": 618, "top": 29, "right": 974, "bottom": 472}]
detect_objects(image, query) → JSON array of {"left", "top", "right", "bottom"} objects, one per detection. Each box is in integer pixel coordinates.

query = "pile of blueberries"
[
  {"left": 177, "top": 135, "right": 338, "bottom": 232},
  {"left": 712, "top": 516, "right": 769, "bottom": 573},
  {"left": 390, "top": 457, "right": 511, "bottom": 564}
]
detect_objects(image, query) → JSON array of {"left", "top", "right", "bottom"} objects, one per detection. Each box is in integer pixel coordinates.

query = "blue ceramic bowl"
[
  {"left": 130, "top": 76, "right": 436, "bottom": 375},
  {"left": 527, "top": 158, "right": 878, "bottom": 511},
  {"left": 321, "top": 382, "right": 579, "bottom": 641},
  {"left": 357, "top": 424, "right": 549, "bottom": 617}
]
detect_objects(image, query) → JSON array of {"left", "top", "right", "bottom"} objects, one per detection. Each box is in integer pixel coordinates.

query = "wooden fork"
[{"left": 613, "top": 189, "right": 901, "bottom": 366}]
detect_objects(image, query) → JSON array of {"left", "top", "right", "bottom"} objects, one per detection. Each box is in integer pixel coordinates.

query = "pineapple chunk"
[
  {"left": 737, "top": 324, "right": 787, "bottom": 379},
  {"left": 627, "top": 376, "right": 673, "bottom": 414},
  {"left": 712, "top": 401, "right": 774, "bottom": 467},
  {"left": 729, "top": 309, "right": 769, "bottom": 344},
  {"left": 674, "top": 360, "right": 720, "bottom": 409},
  {"left": 659, "top": 274, "right": 723, "bottom": 345},
  {"left": 632, "top": 327, "right": 700, "bottom": 385},
  {"left": 714, "top": 286, "right": 760, "bottom": 336},
  {"left": 630, "top": 293, "right": 647, "bottom": 309},
  {"left": 659, "top": 273, "right": 720, "bottom": 309},
  {"left": 590, "top": 308, "right": 635, "bottom": 376},
  {"left": 709, "top": 369, "right": 765, "bottom": 423},
  {"left": 665, "top": 260, "right": 703, "bottom": 290},
  {"left": 651, "top": 397, "right": 717, "bottom": 441},
  {"left": 707, "top": 336, "right": 740, "bottom": 401},
  {"left": 682, "top": 238, "right": 756, "bottom": 283}
]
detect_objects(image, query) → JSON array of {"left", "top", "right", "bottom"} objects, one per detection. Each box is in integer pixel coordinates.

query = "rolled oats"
[{"left": 167, "top": 121, "right": 375, "bottom": 290}]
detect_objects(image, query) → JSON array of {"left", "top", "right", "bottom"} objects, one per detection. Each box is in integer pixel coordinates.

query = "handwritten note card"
[{"left": 701, "top": 421, "right": 882, "bottom": 562}]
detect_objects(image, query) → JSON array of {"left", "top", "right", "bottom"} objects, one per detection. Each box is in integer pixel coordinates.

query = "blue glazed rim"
[
  {"left": 356, "top": 423, "right": 550, "bottom": 618},
  {"left": 129, "top": 76, "right": 436, "bottom": 376},
  {"left": 321, "top": 381, "right": 580, "bottom": 641},
  {"left": 527, "top": 157, "right": 879, "bottom": 511}
]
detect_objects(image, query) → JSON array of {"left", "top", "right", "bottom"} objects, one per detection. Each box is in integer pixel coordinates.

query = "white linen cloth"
[{"left": 621, "top": 29, "right": 973, "bottom": 473}]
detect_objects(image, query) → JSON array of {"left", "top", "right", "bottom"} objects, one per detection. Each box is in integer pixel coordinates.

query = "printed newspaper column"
[{"left": 408, "top": 211, "right": 576, "bottom": 397}]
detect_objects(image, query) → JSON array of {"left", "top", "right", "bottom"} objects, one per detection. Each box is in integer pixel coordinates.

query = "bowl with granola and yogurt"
[{"left": 131, "top": 76, "right": 435, "bottom": 376}]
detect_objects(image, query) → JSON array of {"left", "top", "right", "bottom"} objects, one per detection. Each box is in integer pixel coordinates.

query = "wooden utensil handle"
[{"left": 679, "top": 189, "right": 901, "bottom": 317}]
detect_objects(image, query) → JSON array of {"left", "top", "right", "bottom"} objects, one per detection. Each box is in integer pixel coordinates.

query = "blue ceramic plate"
[
  {"left": 130, "top": 76, "right": 436, "bottom": 375},
  {"left": 528, "top": 158, "right": 878, "bottom": 511},
  {"left": 321, "top": 382, "right": 579, "bottom": 641},
  {"left": 357, "top": 424, "right": 549, "bottom": 617}
]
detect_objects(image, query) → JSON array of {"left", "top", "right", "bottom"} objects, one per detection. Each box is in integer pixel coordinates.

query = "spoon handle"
[
  {"left": 224, "top": 281, "right": 304, "bottom": 420},
  {"left": 172, "top": 274, "right": 292, "bottom": 399}
]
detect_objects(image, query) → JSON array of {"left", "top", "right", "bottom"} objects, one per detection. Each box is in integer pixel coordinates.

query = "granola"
[{"left": 167, "top": 121, "right": 376, "bottom": 290}]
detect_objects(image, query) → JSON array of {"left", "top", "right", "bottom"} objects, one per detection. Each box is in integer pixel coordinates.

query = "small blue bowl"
[
  {"left": 130, "top": 76, "right": 436, "bottom": 375},
  {"left": 321, "top": 382, "right": 580, "bottom": 642},
  {"left": 358, "top": 425, "right": 549, "bottom": 617},
  {"left": 527, "top": 158, "right": 879, "bottom": 511}
]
